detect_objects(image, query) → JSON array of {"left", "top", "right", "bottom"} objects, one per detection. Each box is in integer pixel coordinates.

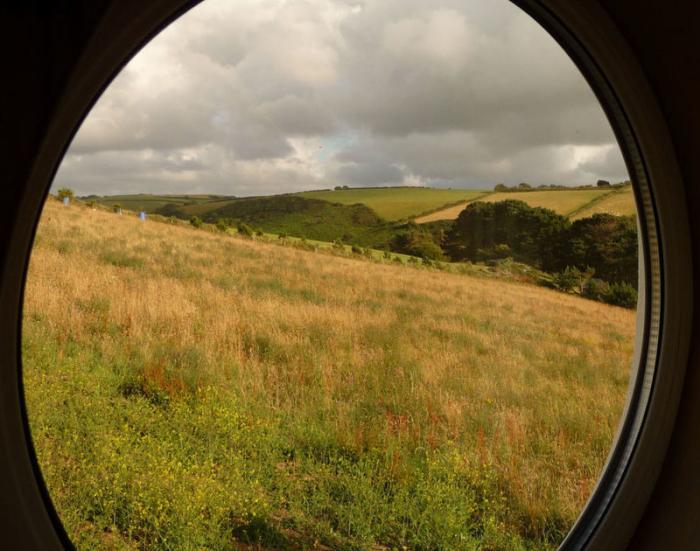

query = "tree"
[
  {"left": 596, "top": 179, "right": 611, "bottom": 187},
  {"left": 494, "top": 183, "right": 509, "bottom": 192},
  {"left": 444, "top": 200, "right": 569, "bottom": 269},
  {"left": 557, "top": 214, "right": 638, "bottom": 287},
  {"left": 517, "top": 182, "right": 532, "bottom": 191},
  {"left": 189, "top": 216, "right": 203, "bottom": 229},
  {"left": 390, "top": 228, "right": 445, "bottom": 260},
  {"left": 57, "top": 187, "right": 74, "bottom": 201}
]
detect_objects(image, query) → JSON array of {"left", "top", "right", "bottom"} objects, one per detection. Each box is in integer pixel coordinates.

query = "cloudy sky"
[{"left": 54, "top": 0, "right": 628, "bottom": 197}]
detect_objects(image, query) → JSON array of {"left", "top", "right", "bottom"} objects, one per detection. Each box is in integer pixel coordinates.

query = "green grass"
[
  {"left": 297, "top": 187, "right": 489, "bottom": 221},
  {"left": 165, "top": 195, "right": 402, "bottom": 249},
  {"left": 89, "top": 194, "right": 232, "bottom": 213}
]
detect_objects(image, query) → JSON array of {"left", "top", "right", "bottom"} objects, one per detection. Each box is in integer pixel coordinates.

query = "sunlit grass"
[{"left": 23, "top": 199, "right": 634, "bottom": 549}]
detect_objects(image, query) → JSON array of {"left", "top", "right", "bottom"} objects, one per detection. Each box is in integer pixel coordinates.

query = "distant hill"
[
  {"left": 84, "top": 193, "right": 234, "bottom": 213},
  {"left": 296, "top": 187, "right": 488, "bottom": 221},
  {"left": 155, "top": 195, "right": 399, "bottom": 248}
]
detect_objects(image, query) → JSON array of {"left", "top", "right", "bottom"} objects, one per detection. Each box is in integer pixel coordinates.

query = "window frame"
[{"left": 0, "top": 1, "right": 691, "bottom": 549}]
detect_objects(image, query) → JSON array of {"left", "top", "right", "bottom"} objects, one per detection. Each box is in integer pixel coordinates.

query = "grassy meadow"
[
  {"left": 297, "top": 188, "right": 488, "bottom": 221},
  {"left": 23, "top": 199, "right": 635, "bottom": 550}
]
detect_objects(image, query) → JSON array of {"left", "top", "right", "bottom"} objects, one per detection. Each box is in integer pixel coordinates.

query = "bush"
[
  {"left": 604, "top": 282, "right": 638, "bottom": 308},
  {"left": 189, "top": 216, "right": 203, "bottom": 229},
  {"left": 351, "top": 245, "right": 363, "bottom": 255},
  {"left": 216, "top": 218, "right": 229, "bottom": 232},
  {"left": 582, "top": 278, "right": 611, "bottom": 301},
  {"left": 552, "top": 266, "right": 595, "bottom": 293},
  {"left": 390, "top": 228, "right": 445, "bottom": 261},
  {"left": 236, "top": 221, "right": 254, "bottom": 238}
]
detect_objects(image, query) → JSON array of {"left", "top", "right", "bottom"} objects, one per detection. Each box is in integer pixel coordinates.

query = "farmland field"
[
  {"left": 297, "top": 187, "right": 489, "bottom": 220},
  {"left": 417, "top": 189, "right": 631, "bottom": 223},
  {"left": 570, "top": 186, "right": 637, "bottom": 220},
  {"left": 23, "top": 199, "right": 634, "bottom": 550}
]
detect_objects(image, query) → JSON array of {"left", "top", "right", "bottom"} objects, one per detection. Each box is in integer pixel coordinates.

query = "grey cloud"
[
  {"left": 335, "top": 161, "right": 404, "bottom": 186},
  {"left": 54, "top": 0, "right": 628, "bottom": 197}
]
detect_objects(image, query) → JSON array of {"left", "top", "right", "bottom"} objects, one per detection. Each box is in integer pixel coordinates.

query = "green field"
[
  {"left": 87, "top": 194, "right": 231, "bottom": 213},
  {"left": 297, "top": 187, "right": 489, "bottom": 221},
  {"left": 24, "top": 199, "right": 634, "bottom": 550}
]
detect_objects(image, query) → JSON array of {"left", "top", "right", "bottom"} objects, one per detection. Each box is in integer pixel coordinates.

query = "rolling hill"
[
  {"left": 296, "top": 187, "right": 489, "bottom": 220},
  {"left": 155, "top": 195, "right": 400, "bottom": 248},
  {"left": 83, "top": 193, "right": 232, "bottom": 213}
]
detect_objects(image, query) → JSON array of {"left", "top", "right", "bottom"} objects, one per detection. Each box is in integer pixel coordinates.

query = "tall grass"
[{"left": 23, "top": 199, "right": 635, "bottom": 549}]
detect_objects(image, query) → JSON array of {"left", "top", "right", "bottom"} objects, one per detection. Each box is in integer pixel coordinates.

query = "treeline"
[
  {"left": 391, "top": 200, "right": 638, "bottom": 308},
  {"left": 493, "top": 180, "right": 631, "bottom": 192},
  {"left": 155, "top": 193, "right": 637, "bottom": 308}
]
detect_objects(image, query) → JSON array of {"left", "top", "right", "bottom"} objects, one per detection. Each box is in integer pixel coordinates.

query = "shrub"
[
  {"left": 112, "top": 203, "right": 122, "bottom": 213},
  {"left": 351, "top": 245, "right": 363, "bottom": 255},
  {"left": 278, "top": 232, "right": 288, "bottom": 240},
  {"left": 189, "top": 216, "right": 203, "bottom": 229},
  {"left": 391, "top": 228, "right": 445, "bottom": 261},
  {"left": 236, "top": 222, "right": 255, "bottom": 237},
  {"left": 552, "top": 267, "right": 583, "bottom": 293},
  {"left": 57, "top": 187, "right": 74, "bottom": 201},
  {"left": 604, "top": 282, "right": 638, "bottom": 309},
  {"left": 582, "top": 278, "right": 611, "bottom": 301},
  {"left": 216, "top": 218, "right": 229, "bottom": 232}
]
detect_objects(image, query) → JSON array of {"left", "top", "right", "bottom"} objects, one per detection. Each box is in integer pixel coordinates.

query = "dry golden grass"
[{"left": 23, "top": 199, "right": 636, "bottom": 549}]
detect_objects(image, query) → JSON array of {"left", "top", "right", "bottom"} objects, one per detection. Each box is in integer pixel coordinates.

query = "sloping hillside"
[
  {"left": 157, "top": 195, "right": 398, "bottom": 247},
  {"left": 24, "top": 198, "right": 634, "bottom": 550},
  {"left": 297, "top": 187, "right": 488, "bottom": 220}
]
